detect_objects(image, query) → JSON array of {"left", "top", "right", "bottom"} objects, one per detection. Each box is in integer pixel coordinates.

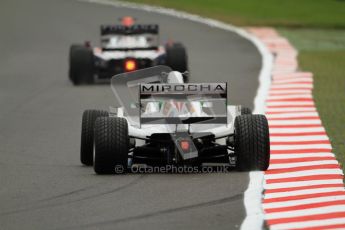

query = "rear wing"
[
  {"left": 100, "top": 24, "right": 159, "bottom": 51},
  {"left": 139, "top": 83, "right": 228, "bottom": 124},
  {"left": 100, "top": 24, "right": 159, "bottom": 36}
]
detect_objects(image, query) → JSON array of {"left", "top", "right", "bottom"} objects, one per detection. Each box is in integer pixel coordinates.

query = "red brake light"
[
  {"left": 124, "top": 59, "right": 137, "bottom": 72},
  {"left": 122, "top": 16, "right": 135, "bottom": 27},
  {"left": 180, "top": 140, "right": 190, "bottom": 151}
]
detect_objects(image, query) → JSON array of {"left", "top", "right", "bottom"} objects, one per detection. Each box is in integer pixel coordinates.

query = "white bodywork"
[{"left": 114, "top": 105, "right": 239, "bottom": 138}]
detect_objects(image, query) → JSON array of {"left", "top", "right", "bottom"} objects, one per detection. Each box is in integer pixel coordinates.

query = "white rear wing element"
[{"left": 139, "top": 83, "right": 228, "bottom": 125}]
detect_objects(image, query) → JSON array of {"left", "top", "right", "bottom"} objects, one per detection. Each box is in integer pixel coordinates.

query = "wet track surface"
[{"left": 0, "top": 0, "right": 261, "bottom": 229}]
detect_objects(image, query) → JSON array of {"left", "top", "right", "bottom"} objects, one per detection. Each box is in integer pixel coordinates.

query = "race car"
[
  {"left": 69, "top": 17, "right": 188, "bottom": 85},
  {"left": 79, "top": 66, "right": 270, "bottom": 174}
]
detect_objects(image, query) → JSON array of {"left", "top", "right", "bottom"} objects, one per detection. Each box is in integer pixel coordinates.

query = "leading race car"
[
  {"left": 79, "top": 66, "right": 270, "bottom": 174},
  {"left": 69, "top": 17, "right": 188, "bottom": 85}
]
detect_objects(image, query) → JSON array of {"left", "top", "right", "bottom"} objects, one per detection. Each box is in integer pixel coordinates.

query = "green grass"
[
  {"left": 299, "top": 51, "right": 345, "bottom": 171},
  {"left": 123, "top": 0, "right": 345, "bottom": 169},
  {"left": 278, "top": 28, "right": 345, "bottom": 51},
  {"left": 126, "top": 0, "right": 345, "bottom": 28}
]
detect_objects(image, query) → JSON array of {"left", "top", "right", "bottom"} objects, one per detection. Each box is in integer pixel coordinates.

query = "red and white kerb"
[{"left": 248, "top": 27, "right": 345, "bottom": 230}]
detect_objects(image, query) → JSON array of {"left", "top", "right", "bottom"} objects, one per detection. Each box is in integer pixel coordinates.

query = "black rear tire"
[
  {"left": 234, "top": 115, "right": 270, "bottom": 171},
  {"left": 69, "top": 44, "right": 95, "bottom": 85},
  {"left": 94, "top": 117, "right": 129, "bottom": 174},
  {"left": 241, "top": 107, "right": 252, "bottom": 115},
  {"left": 80, "top": 110, "right": 108, "bottom": 166},
  {"left": 69, "top": 45, "right": 82, "bottom": 82},
  {"left": 165, "top": 43, "right": 188, "bottom": 81}
]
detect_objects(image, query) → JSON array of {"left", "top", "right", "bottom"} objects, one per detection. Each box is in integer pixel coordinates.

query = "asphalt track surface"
[{"left": 0, "top": 0, "right": 261, "bottom": 229}]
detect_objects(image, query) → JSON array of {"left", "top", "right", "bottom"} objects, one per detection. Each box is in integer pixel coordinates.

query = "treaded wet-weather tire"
[
  {"left": 69, "top": 44, "right": 95, "bottom": 85},
  {"left": 80, "top": 110, "right": 108, "bottom": 166},
  {"left": 234, "top": 115, "right": 270, "bottom": 171},
  {"left": 94, "top": 117, "right": 129, "bottom": 174}
]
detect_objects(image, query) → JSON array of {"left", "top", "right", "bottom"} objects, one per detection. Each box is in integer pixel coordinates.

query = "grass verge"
[{"left": 125, "top": 0, "right": 345, "bottom": 28}]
